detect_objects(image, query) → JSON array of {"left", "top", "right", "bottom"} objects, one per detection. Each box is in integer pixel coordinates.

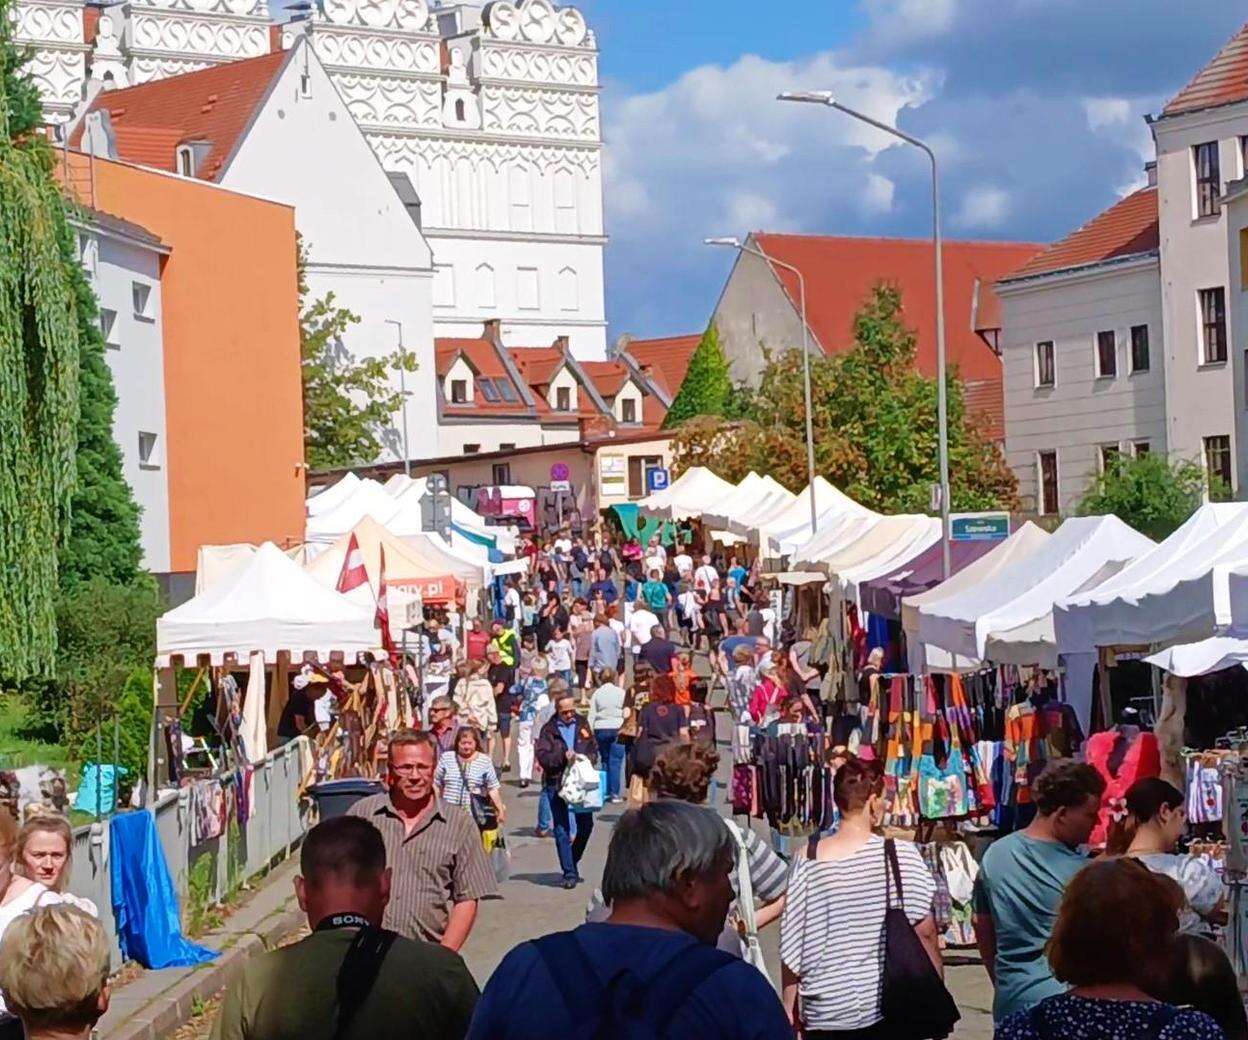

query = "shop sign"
[
  {"left": 647, "top": 467, "right": 670, "bottom": 492},
  {"left": 950, "top": 512, "right": 1010, "bottom": 542}
]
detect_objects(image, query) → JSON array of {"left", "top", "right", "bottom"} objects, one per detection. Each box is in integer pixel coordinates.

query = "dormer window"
[
  {"left": 621, "top": 398, "right": 636, "bottom": 423},
  {"left": 556, "top": 386, "right": 571, "bottom": 412},
  {"left": 176, "top": 145, "right": 194, "bottom": 177},
  {"left": 450, "top": 378, "right": 468, "bottom": 404}
]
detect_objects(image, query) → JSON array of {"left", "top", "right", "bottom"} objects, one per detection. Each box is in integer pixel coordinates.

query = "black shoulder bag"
[
  {"left": 458, "top": 756, "right": 499, "bottom": 831},
  {"left": 332, "top": 924, "right": 398, "bottom": 1040},
  {"left": 879, "top": 838, "right": 960, "bottom": 1040}
]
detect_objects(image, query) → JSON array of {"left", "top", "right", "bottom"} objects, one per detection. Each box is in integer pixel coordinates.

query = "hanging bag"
[
  {"left": 456, "top": 757, "right": 498, "bottom": 831},
  {"left": 879, "top": 838, "right": 960, "bottom": 1040},
  {"left": 724, "top": 819, "right": 771, "bottom": 984}
]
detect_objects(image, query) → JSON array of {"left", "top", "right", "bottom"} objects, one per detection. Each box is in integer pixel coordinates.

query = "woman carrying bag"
[
  {"left": 434, "top": 726, "right": 506, "bottom": 851},
  {"left": 780, "top": 757, "right": 954, "bottom": 1040}
]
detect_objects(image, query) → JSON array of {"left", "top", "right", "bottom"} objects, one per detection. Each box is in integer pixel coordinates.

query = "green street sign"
[{"left": 950, "top": 512, "right": 1010, "bottom": 542}]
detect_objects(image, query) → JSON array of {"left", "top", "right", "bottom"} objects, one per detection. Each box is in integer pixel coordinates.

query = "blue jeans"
[
  {"left": 550, "top": 791, "right": 594, "bottom": 881},
  {"left": 537, "top": 785, "right": 553, "bottom": 832},
  {"left": 594, "top": 728, "right": 625, "bottom": 799}
]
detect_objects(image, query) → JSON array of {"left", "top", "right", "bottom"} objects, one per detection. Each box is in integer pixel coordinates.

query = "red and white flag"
[
  {"left": 376, "top": 544, "right": 398, "bottom": 661},
  {"left": 335, "top": 533, "right": 368, "bottom": 594}
]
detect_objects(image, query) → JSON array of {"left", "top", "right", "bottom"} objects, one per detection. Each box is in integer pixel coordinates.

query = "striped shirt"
[
  {"left": 435, "top": 750, "right": 500, "bottom": 810},
  {"left": 737, "top": 822, "right": 788, "bottom": 903},
  {"left": 779, "top": 836, "right": 935, "bottom": 1031},
  {"left": 346, "top": 793, "right": 499, "bottom": 943}
]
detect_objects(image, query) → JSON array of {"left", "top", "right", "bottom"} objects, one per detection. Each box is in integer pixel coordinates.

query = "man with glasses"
[
  {"left": 348, "top": 731, "right": 497, "bottom": 949},
  {"left": 535, "top": 695, "right": 599, "bottom": 889},
  {"left": 427, "top": 696, "right": 457, "bottom": 755}
]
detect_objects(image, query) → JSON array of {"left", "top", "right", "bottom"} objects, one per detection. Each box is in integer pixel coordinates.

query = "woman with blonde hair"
[
  {"left": 0, "top": 904, "right": 110, "bottom": 1040},
  {"left": 16, "top": 813, "right": 96, "bottom": 917},
  {"left": 0, "top": 810, "right": 62, "bottom": 1038}
]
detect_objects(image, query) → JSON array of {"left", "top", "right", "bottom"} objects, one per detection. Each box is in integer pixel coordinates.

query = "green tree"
[
  {"left": 0, "top": 2, "right": 82, "bottom": 680},
  {"left": 670, "top": 285, "right": 1018, "bottom": 513},
  {"left": 299, "top": 250, "right": 417, "bottom": 469},
  {"left": 1077, "top": 453, "right": 1207, "bottom": 541},
  {"left": 663, "top": 323, "right": 734, "bottom": 428}
]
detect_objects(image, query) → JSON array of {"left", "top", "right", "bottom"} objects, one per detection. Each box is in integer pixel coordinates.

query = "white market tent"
[
  {"left": 705, "top": 475, "right": 794, "bottom": 533},
  {"left": 157, "top": 542, "right": 379, "bottom": 665},
  {"left": 385, "top": 475, "right": 518, "bottom": 555},
  {"left": 638, "top": 466, "right": 738, "bottom": 521},
  {"left": 306, "top": 472, "right": 361, "bottom": 517},
  {"left": 914, "top": 515, "right": 1154, "bottom": 669},
  {"left": 195, "top": 543, "right": 259, "bottom": 596},
  {"left": 826, "top": 516, "right": 943, "bottom": 597},
  {"left": 788, "top": 512, "right": 883, "bottom": 570},
  {"left": 747, "top": 477, "right": 871, "bottom": 552},
  {"left": 308, "top": 517, "right": 488, "bottom": 590},
  {"left": 1054, "top": 502, "right": 1248, "bottom": 654},
  {"left": 1143, "top": 634, "right": 1248, "bottom": 678},
  {"left": 723, "top": 479, "right": 800, "bottom": 538}
]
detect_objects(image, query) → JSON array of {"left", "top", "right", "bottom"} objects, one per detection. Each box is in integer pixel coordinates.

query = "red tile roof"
[
  {"left": 578, "top": 359, "right": 632, "bottom": 398},
  {"left": 507, "top": 346, "right": 565, "bottom": 388},
  {"left": 623, "top": 334, "right": 700, "bottom": 397},
  {"left": 72, "top": 50, "right": 289, "bottom": 180},
  {"left": 963, "top": 378, "right": 1005, "bottom": 442},
  {"left": 434, "top": 336, "right": 528, "bottom": 416},
  {"left": 1164, "top": 23, "right": 1248, "bottom": 117},
  {"left": 1002, "top": 188, "right": 1158, "bottom": 281},
  {"left": 751, "top": 234, "right": 1041, "bottom": 382}
]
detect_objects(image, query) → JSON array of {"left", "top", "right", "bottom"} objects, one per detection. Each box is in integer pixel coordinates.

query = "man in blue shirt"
[
  {"left": 468, "top": 802, "right": 791, "bottom": 1039},
  {"left": 589, "top": 567, "right": 617, "bottom": 604},
  {"left": 534, "top": 695, "right": 598, "bottom": 889},
  {"left": 974, "top": 759, "right": 1105, "bottom": 1020}
]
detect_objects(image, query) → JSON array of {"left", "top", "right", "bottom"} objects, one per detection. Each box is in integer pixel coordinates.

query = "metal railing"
[{"left": 68, "top": 738, "right": 311, "bottom": 972}]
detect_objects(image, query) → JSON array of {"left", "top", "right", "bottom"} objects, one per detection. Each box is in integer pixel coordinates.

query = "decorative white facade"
[{"left": 15, "top": 0, "right": 608, "bottom": 359}]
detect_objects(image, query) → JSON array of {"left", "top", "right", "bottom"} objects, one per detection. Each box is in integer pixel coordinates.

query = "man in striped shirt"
[{"left": 348, "top": 731, "right": 497, "bottom": 950}]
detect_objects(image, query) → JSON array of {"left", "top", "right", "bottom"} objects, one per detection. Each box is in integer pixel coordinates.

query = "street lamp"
[
  {"left": 704, "top": 236, "right": 819, "bottom": 540},
  {"left": 778, "top": 90, "right": 952, "bottom": 579},
  {"left": 384, "top": 318, "right": 411, "bottom": 477}
]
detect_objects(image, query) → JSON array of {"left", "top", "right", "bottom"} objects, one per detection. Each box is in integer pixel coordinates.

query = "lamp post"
[
  {"left": 705, "top": 236, "right": 819, "bottom": 540},
  {"left": 778, "top": 90, "right": 951, "bottom": 579},
  {"left": 384, "top": 318, "right": 411, "bottom": 477}
]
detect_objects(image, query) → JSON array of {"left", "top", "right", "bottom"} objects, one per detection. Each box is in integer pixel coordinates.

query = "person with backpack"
[
  {"left": 211, "top": 815, "right": 479, "bottom": 1040},
  {"left": 466, "top": 801, "right": 791, "bottom": 1039}
]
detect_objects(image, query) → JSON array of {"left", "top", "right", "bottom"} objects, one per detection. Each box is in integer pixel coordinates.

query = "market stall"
[{"left": 748, "top": 477, "right": 872, "bottom": 558}]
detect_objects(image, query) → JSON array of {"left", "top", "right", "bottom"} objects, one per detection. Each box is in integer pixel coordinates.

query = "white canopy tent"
[
  {"left": 1054, "top": 502, "right": 1248, "bottom": 654},
  {"left": 902, "top": 521, "right": 1052, "bottom": 672},
  {"left": 747, "top": 477, "right": 871, "bottom": 553},
  {"left": 1143, "top": 635, "right": 1248, "bottom": 678},
  {"left": 638, "top": 466, "right": 738, "bottom": 521},
  {"left": 701, "top": 474, "right": 794, "bottom": 532},
  {"left": 195, "top": 543, "right": 259, "bottom": 596},
  {"left": 723, "top": 479, "right": 801, "bottom": 538},
  {"left": 306, "top": 473, "right": 361, "bottom": 517},
  {"left": 385, "top": 475, "right": 518, "bottom": 555},
  {"left": 157, "top": 543, "right": 379, "bottom": 666},
  {"left": 914, "top": 514, "right": 1153, "bottom": 671},
  {"left": 826, "top": 516, "right": 943, "bottom": 599}
]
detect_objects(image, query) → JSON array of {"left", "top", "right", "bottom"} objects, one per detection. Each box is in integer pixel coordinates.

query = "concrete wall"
[
  {"left": 1154, "top": 105, "right": 1247, "bottom": 486},
  {"left": 1000, "top": 259, "right": 1166, "bottom": 514},
  {"left": 221, "top": 42, "right": 437, "bottom": 466},
  {"left": 84, "top": 223, "right": 173, "bottom": 573},
  {"left": 710, "top": 247, "right": 807, "bottom": 386}
]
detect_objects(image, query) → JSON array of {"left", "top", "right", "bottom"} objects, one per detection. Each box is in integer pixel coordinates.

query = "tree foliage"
[
  {"left": 663, "top": 323, "right": 734, "bottom": 428},
  {"left": 1077, "top": 453, "right": 1207, "bottom": 541},
  {"left": 670, "top": 285, "right": 1017, "bottom": 513},
  {"left": 0, "top": 5, "right": 82, "bottom": 680},
  {"left": 300, "top": 247, "right": 417, "bottom": 470}
]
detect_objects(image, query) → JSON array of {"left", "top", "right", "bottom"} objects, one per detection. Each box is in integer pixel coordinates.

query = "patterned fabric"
[{"left": 997, "top": 994, "right": 1223, "bottom": 1040}]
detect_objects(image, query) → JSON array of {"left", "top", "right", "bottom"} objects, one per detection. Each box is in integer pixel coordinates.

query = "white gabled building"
[
  {"left": 15, "top": 0, "right": 608, "bottom": 360},
  {"left": 72, "top": 39, "right": 437, "bottom": 464}
]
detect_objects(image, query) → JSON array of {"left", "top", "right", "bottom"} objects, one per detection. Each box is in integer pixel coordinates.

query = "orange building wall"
[{"left": 63, "top": 152, "right": 306, "bottom": 572}]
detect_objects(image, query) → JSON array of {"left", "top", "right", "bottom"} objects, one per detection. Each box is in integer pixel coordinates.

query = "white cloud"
[
  {"left": 863, "top": 173, "right": 896, "bottom": 214},
  {"left": 953, "top": 186, "right": 1011, "bottom": 230},
  {"left": 1082, "top": 96, "right": 1131, "bottom": 130}
]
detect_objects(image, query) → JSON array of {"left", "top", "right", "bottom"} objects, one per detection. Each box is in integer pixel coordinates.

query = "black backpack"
[{"left": 532, "top": 931, "right": 735, "bottom": 1039}]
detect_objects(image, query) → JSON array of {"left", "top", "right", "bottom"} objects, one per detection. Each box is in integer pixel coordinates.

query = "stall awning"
[{"left": 1144, "top": 635, "right": 1248, "bottom": 678}]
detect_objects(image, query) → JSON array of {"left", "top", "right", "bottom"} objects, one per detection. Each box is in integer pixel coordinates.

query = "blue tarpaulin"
[{"left": 109, "top": 810, "right": 216, "bottom": 969}]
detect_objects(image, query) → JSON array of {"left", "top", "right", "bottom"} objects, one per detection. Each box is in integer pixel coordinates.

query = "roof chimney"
[
  {"left": 554, "top": 335, "right": 571, "bottom": 355},
  {"left": 482, "top": 319, "right": 501, "bottom": 344},
  {"left": 1145, "top": 160, "right": 1157, "bottom": 187}
]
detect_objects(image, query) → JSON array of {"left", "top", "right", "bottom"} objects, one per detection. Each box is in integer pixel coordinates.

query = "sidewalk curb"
[{"left": 102, "top": 904, "right": 307, "bottom": 1040}]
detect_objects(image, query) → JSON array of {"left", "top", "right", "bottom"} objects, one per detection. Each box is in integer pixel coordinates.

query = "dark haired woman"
[
  {"left": 780, "top": 757, "right": 940, "bottom": 1036},
  {"left": 996, "top": 858, "right": 1224, "bottom": 1040},
  {"left": 1162, "top": 934, "right": 1248, "bottom": 1040},
  {"left": 1108, "top": 777, "right": 1223, "bottom": 935}
]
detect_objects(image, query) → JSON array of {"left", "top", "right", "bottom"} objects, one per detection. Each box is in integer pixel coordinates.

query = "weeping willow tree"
[{"left": 0, "top": 15, "right": 82, "bottom": 680}]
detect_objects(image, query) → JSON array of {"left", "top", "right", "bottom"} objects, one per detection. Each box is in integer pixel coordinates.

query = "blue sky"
[{"left": 588, "top": 1, "right": 1247, "bottom": 341}]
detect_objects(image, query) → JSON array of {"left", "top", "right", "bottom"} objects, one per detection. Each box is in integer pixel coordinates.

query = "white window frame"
[
  {"left": 99, "top": 307, "right": 118, "bottom": 348},
  {"left": 1037, "top": 450, "right": 1059, "bottom": 516},
  {"left": 1034, "top": 340, "right": 1055, "bottom": 388},
  {"left": 1199, "top": 286, "right": 1228, "bottom": 364},
  {"left": 137, "top": 430, "right": 161, "bottom": 469},
  {"left": 1098, "top": 443, "right": 1122, "bottom": 474},
  {"left": 449, "top": 378, "right": 469, "bottom": 404},
  {"left": 176, "top": 145, "right": 195, "bottom": 177},
  {"left": 1094, "top": 329, "right": 1117, "bottom": 379},
  {"left": 475, "top": 263, "right": 496, "bottom": 310},
  {"left": 620, "top": 396, "right": 637, "bottom": 423},
  {"left": 555, "top": 385, "right": 572, "bottom": 412},
  {"left": 1132, "top": 440, "right": 1151, "bottom": 458},
  {"left": 517, "top": 266, "right": 540, "bottom": 311},
  {"left": 1129, "top": 324, "right": 1150, "bottom": 374},
  {"left": 132, "top": 281, "right": 153, "bottom": 320}
]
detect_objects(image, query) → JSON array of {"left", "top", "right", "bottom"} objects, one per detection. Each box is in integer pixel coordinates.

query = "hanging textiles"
[
  {"left": 608, "top": 504, "right": 674, "bottom": 546},
  {"left": 748, "top": 732, "right": 836, "bottom": 835},
  {"left": 190, "top": 779, "right": 227, "bottom": 844},
  {"left": 110, "top": 809, "right": 216, "bottom": 969}
]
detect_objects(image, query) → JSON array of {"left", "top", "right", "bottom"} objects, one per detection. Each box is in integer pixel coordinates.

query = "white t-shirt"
[
  {"left": 554, "top": 537, "right": 573, "bottom": 554},
  {"left": 643, "top": 554, "right": 665, "bottom": 578},
  {"left": 547, "top": 638, "right": 574, "bottom": 672},
  {"left": 694, "top": 564, "right": 718, "bottom": 591},
  {"left": 607, "top": 617, "right": 626, "bottom": 647},
  {"left": 0, "top": 882, "right": 62, "bottom": 1017},
  {"left": 628, "top": 609, "right": 659, "bottom": 649},
  {"left": 678, "top": 590, "right": 701, "bottom": 620},
  {"left": 674, "top": 553, "right": 694, "bottom": 577},
  {"left": 504, "top": 586, "right": 521, "bottom": 615}
]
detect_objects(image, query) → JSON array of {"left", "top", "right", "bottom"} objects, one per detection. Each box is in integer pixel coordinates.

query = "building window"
[
  {"left": 499, "top": 442, "right": 515, "bottom": 451},
  {"left": 1133, "top": 440, "right": 1151, "bottom": 457},
  {"left": 1034, "top": 341, "right": 1055, "bottom": 388},
  {"left": 455, "top": 99, "right": 466, "bottom": 121},
  {"left": 1100, "top": 444, "right": 1121, "bottom": 473},
  {"left": 79, "top": 234, "right": 98, "bottom": 280},
  {"left": 450, "top": 378, "right": 468, "bottom": 404},
  {"left": 137, "top": 431, "right": 160, "bottom": 469},
  {"left": 99, "top": 308, "right": 118, "bottom": 347},
  {"left": 492, "top": 462, "right": 512, "bottom": 485},
  {"left": 1095, "top": 330, "right": 1117, "bottom": 378},
  {"left": 479, "top": 378, "right": 501, "bottom": 403},
  {"left": 464, "top": 443, "right": 481, "bottom": 455},
  {"left": 508, "top": 166, "right": 532, "bottom": 232},
  {"left": 621, "top": 397, "right": 637, "bottom": 423},
  {"left": 1204, "top": 434, "right": 1233, "bottom": 497},
  {"left": 557, "top": 266, "right": 579, "bottom": 312},
  {"left": 1037, "top": 450, "right": 1058, "bottom": 516},
  {"left": 1194, "top": 141, "right": 1221, "bottom": 218},
  {"left": 553, "top": 169, "right": 577, "bottom": 234},
  {"left": 555, "top": 386, "right": 571, "bottom": 412},
  {"left": 626, "top": 455, "right": 664, "bottom": 499},
  {"left": 475, "top": 263, "right": 495, "bottom": 309},
  {"left": 176, "top": 146, "right": 194, "bottom": 177},
  {"left": 1129, "top": 324, "right": 1149, "bottom": 373},
  {"left": 132, "top": 281, "right": 153, "bottom": 319},
  {"left": 517, "top": 267, "right": 540, "bottom": 310},
  {"left": 1200, "top": 287, "right": 1228, "bottom": 363},
  {"left": 433, "top": 264, "right": 455, "bottom": 308}
]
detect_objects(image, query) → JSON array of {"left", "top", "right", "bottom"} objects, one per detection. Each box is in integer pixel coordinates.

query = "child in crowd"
[{"left": 546, "top": 626, "right": 575, "bottom": 687}]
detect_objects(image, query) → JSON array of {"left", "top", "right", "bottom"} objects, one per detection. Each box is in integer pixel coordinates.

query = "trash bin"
[{"left": 308, "top": 778, "right": 384, "bottom": 819}]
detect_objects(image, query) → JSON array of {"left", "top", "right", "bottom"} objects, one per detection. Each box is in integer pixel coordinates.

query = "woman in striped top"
[
  {"left": 434, "top": 727, "right": 506, "bottom": 830},
  {"left": 780, "top": 757, "right": 941, "bottom": 1038}
]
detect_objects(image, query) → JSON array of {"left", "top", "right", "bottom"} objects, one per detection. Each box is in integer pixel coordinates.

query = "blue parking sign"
[{"left": 647, "top": 467, "right": 669, "bottom": 492}]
